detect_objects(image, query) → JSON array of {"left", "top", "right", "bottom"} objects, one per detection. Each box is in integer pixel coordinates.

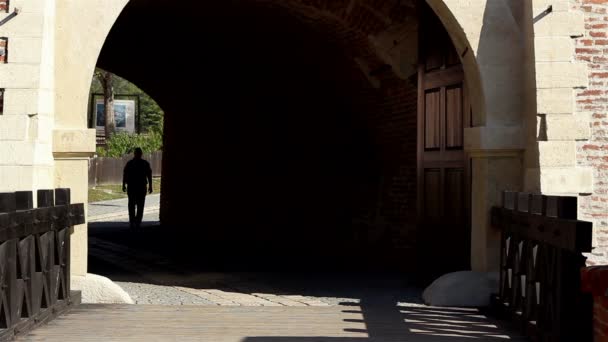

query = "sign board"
[{"left": 95, "top": 99, "right": 136, "bottom": 135}]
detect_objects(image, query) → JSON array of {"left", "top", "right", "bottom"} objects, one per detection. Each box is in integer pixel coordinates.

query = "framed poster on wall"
[{"left": 95, "top": 99, "right": 136, "bottom": 136}]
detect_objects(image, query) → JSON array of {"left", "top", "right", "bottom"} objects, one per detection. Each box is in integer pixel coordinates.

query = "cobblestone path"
[{"left": 88, "top": 197, "right": 424, "bottom": 307}]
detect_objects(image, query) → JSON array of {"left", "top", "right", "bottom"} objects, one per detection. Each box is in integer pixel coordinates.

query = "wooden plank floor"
[{"left": 19, "top": 304, "right": 528, "bottom": 342}]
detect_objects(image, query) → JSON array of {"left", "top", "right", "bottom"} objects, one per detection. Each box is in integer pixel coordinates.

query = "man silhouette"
[{"left": 122, "top": 148, "right": 153, "bottom": 229}]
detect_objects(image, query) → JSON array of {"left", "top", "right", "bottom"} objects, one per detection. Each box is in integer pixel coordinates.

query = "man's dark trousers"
[{"left": 128, "top": 186, "right": 147, "bottom": 228}]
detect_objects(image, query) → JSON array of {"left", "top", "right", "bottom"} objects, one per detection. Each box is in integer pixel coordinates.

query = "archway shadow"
[
  {"left": 88, "top": 220, "right": 419, "bottom": 277},
  {"left": 87, "top": 220, "right": 527, "bottom": 341}
]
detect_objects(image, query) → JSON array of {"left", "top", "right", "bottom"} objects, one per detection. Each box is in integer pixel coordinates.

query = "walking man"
[{"left": 123, "top": 148, "right": 153, "bottom": 229}]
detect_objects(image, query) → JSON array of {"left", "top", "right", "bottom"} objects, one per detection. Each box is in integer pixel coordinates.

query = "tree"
[
  {"left": 95, "top": 70, "right": 116, "bottom": 139},
  {"left": 90, "top": 69, "right": 164, "bottom": 134}
]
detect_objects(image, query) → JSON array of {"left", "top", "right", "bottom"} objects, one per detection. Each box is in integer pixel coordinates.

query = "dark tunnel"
[{"left": 94, "top": 1, "right": 468, "bottom": 275}]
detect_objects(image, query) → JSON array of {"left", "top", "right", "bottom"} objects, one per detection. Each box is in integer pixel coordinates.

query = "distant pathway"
[{"left": 88, "top": 194, "right": 160, "bottom": 222}]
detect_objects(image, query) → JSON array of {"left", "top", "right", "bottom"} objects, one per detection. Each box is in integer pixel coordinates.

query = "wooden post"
[
  {"left": 15, "top": 192, "right": 32, "bottom": 210},
  {"left": 0, "top": 193, "right": 16, "bottom": 213},
  {"left": 37, "top": 190, "right": 54, "bottom": 208},
  {"left": 55, "top": 189, "right": 70, "bottom": 206}
]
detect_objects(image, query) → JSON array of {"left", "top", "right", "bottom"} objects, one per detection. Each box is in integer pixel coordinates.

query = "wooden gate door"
[{"left": 417, "top": 8, "right": 471, "bottom": 279}]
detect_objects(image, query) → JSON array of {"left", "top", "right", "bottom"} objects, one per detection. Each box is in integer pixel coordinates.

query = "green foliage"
[
  {"left": 90, "top": 68, "right": 164, "bottom": 133},
  {"left": 96, "top": 131, "right": 163, "bottom": 158},
  {"left": 89, "top": 179, "right": 162, "bottom": 202}
]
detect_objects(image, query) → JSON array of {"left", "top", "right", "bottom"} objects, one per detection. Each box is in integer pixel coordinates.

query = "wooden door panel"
[
  {"left": 423, "top": 169, "right": 441, "bottom": 221},
  {"left": 425, "top": 43, "right": 443, "bottom": 71},
  {"left": 423, "top": 67, "right": 464, "bottom": 90},
  {"left": 446, "top": 44, "right": 460, "bottom": 67},
  {"left": 444, "top": 168, "right": 465, "bottom": 220},
  {"left": 422, "top": 150, "right": 464, "bottom": 164},
  {"left": 446, "top": 85, "right": 463, "bottom": 149},
  {"left": 424, "top": 90, "right": 441, "bottom": 150},
  {"left": 417, "top": 4, "right": 471, "bottom": 277}
]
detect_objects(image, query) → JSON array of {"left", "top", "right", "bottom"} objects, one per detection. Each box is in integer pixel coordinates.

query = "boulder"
[
  {"left": 71, "top": 274, "right": 134, "bottom": 304},
  {"left": 422, "top": 271, "right": 499, "bottom": 307}
]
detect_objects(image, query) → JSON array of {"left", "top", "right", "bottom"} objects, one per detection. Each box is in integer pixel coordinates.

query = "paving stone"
[
  {"left": 205, "top": 289, "right": 282, "bottom": 306},
  {"left": 89, "top": 197, "right": 426, "bottom": 308},
  {"left": 250, "top": 293, "right": 308, "bottom": 306},
  {"left": 115, "top": 282, "right": 215, "bottom": 305},
  {"left": 282, "top": 295, "right": 331, "bottom": 306},
  {"left": 174, "top": 287, "right": 239, "bottom": 306}
]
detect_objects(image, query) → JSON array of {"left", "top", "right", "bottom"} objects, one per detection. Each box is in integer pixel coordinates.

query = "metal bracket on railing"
[
  {"left": 0, "top": 8, "right": 19, "bottom": 27},
  {"left": 533, "top": 5, "right": 553, "bottom": 24}
]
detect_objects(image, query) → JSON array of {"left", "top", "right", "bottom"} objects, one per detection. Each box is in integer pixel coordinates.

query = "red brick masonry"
[
  {"left": 576, "top": 0, "right": 608, "bottom": 264},
  {"left": 0, "top": 38, "right": 7, "bottom": 63},
  {"left": 582, "top": 266, "right": 608, "bottom": 341}
]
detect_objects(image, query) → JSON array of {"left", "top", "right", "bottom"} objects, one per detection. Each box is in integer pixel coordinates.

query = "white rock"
[
  {"left": 422, "top": 271, "right": 499, "bottom": 307},
  {"left": 71, "top": 274, "right": 134, "bottom": 304}
]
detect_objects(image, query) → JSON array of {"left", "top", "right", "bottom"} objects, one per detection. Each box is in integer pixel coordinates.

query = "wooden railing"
[
  {"left": 491, "top": 191, "right": 593, "bottom": 341},
  {"left": 0, "top": 189, "right": 84, "bottom": 340}
]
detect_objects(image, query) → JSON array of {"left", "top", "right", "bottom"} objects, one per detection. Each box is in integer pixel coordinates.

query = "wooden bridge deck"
[{"left": 19, "top": 304, "right": 527, "bottom": 342}]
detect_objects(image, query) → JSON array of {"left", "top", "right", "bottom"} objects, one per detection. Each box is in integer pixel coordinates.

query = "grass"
[{"left": 89, "top": 178, "right": 162, "bottom": 203}]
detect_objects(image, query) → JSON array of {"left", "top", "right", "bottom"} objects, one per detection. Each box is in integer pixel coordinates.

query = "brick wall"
[
  {"left": 0, "top": 38, "right": 8, "bottom": 64},
  {"left": 347, "top": 66, "right": 419, "bottom": 263},
  {"left": 575, "top": 0, "right": 608, "bottom": 265}
]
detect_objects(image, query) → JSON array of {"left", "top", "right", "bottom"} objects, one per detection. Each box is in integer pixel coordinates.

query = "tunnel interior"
[{"left": 95, "top": 1, "right": 466, "bottom": 273}]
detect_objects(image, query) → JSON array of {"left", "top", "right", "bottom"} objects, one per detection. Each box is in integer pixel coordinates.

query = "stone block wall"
[
  {"left": 532, "top": 0, "right": 591, "bottom": 196},
  {"left": 0, "top": 0, "right": 55, "bottom": 193},
  {"left": 0, "top": 0, "right": 95, "bottom": 276}
]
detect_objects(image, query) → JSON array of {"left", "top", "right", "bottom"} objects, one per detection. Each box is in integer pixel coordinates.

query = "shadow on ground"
[
  {"left": 89, "top": 221, "right": 425, "bottom": 276},
  {"left": 245, "top": 305, "right": 528, "bottom": 341},
  {"left": 86, "top": 220, "right": 527, "bottom": 341}
]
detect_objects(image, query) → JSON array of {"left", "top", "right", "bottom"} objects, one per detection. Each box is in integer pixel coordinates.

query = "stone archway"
[{"left": 53, "top": 0, "right": 528, "bottom": 277}]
